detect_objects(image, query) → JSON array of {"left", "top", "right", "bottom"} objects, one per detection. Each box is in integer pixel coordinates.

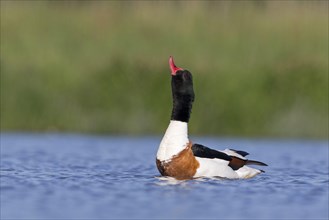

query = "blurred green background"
[{"left": 1, "top": 1, "right": 328, "bottom": 138}]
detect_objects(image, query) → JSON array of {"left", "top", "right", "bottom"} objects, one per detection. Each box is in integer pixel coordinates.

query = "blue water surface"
[{"left": 1, "top": 133, "right": 328, "bottom": 219}]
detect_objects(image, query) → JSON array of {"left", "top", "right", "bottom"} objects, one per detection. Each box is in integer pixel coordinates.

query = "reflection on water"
[{"left": 1, "top": 133, "right": 328, "bottom": 219}]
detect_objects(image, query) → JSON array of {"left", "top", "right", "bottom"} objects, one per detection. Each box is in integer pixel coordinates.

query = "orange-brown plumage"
[{"left": 156, "top": 142, "right": 199, "bottom": 180}]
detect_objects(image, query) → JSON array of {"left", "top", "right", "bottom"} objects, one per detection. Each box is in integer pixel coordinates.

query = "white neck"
[{"left": 157, "top": 120, "right": 189, "bottom": 161}]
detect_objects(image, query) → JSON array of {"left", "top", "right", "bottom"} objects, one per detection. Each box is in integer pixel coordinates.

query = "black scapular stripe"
[
  {"left": 230, "top": 148, "right": 249, "bottom": 157},
  {"left": 246, "top": 160, "right": 268, "bottom": 166},
  {"left": 191, "top": 144, "right": 232, "bottom": 161},
  {"left": 192, "top": 144, "right": 268, "bottom": 170}
]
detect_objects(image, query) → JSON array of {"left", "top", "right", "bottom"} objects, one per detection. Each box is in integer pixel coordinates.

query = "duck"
[{"left": 156, "top": 56, "right": 267, "bottom": 180}]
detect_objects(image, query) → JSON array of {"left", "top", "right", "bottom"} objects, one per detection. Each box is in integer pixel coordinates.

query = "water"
[{"left": 1, "top": 133, "right": 328, "bottom": 219}]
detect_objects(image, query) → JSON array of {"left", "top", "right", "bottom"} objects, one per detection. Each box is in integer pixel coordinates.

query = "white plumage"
[{"left": 157, "top": 120, "right": 189, "bottom": 161}]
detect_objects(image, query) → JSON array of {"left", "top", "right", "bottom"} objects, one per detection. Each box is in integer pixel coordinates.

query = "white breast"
[{"left": 157, "top": 120, "right": 189, "bottom": 161}]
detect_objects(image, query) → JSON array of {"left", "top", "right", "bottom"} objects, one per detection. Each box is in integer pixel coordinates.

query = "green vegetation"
[{"left": 1, "top": 1, "right": 328, "bottom": 138}]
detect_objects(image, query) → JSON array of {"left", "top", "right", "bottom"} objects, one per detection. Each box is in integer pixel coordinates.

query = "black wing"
[
  {"left": 191, "top": 144, "right": 244, "bottom": 170},
  {"left": 191, "top": 144, "right": 231, "bottom": 161},
  {"left": 192, "top": 143, "right": 267, "bottom": 170},
  {"left": 230, "top": 148, "right": 249, "bottom": 157}
]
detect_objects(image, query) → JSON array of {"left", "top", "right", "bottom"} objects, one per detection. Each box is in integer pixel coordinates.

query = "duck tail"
[{"left": 246, "top": 160, "right": 268, "bottom": 166}]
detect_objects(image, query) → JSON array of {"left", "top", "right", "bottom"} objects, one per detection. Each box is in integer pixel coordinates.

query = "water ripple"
[{"left": 1, "top": 134, "right": 328, "bottom": 219}]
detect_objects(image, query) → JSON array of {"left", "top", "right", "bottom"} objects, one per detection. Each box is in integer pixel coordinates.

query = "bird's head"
[{"left": 169, "top": 56, "right": 194, "bottom": 102}]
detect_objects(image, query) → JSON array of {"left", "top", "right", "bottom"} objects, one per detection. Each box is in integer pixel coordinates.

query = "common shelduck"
[{"left": 156, "top": 56, "right": 267, "bottom": 180}]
